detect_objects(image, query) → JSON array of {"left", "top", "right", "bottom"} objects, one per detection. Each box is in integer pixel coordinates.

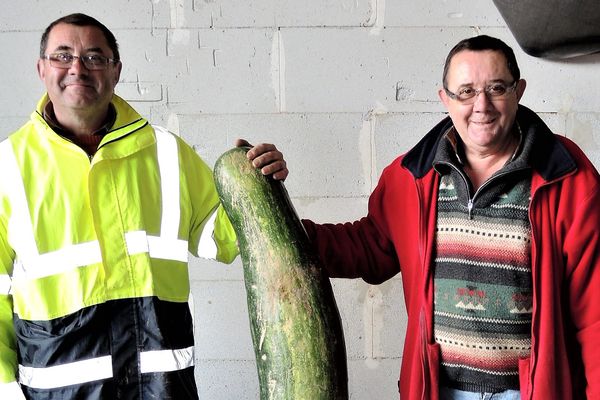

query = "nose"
[
  {"left": 472, "top": 89, "right": 492, "bottom": 110},
  {"left": 68, "top": 56, "right": 89, "bottom": 73}
]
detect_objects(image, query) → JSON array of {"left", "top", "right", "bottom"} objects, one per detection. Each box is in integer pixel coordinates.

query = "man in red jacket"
[{"left": 253, "top": 35, "right": 600, "bottom": 399}]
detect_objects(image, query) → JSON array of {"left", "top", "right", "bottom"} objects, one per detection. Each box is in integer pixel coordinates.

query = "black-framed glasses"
[
  {"left": 444, "top": 81, "right": 517, "bottom": 104},
  {"left": 41, "top": 52, "right": 119, "bottom": 70}
]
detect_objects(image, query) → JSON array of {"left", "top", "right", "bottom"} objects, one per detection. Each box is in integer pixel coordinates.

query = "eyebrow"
[
  {"left": 456, "top": 79, "right": 512, "bottom": 88},
  {"left": 52, "top": 45, "right": 106, "bottom": 54}
]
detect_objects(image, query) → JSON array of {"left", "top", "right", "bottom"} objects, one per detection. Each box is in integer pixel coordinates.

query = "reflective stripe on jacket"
[{"left": 0, "top": 94, "right": 237, "bottom": 398}]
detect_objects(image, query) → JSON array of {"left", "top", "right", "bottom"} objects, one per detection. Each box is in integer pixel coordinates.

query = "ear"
[
  {"left": 515, "top": 79, "right": 527, "bottom": 101},
  {"left": 37, "top": 58, "right": 46, "bottom": 80},
  {"left": 112, "top": 61, "right": 122, "bottom": 86},
  {"left": 438, "top": 87, "right": 450, "bottom": 109}
]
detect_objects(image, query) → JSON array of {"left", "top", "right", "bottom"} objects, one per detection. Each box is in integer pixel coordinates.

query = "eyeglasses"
[
  {"left": 41, "top": 52, "right": 119, "bottom": 70},
  {"left": 444, "top": 81, "right": 517, "bottom": 104}
]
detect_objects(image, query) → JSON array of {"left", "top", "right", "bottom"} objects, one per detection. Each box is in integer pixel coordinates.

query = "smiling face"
[
  {"left": 37, "top": 22, "right": 121, "bottom": 122},
  {"left": 439, "top": 50, "right": 526, "bottom": 155}
]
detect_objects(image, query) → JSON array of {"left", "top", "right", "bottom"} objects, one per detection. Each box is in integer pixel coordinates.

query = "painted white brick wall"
[{"left": 1, "top": 1, "right": 599, "bottom": 399}]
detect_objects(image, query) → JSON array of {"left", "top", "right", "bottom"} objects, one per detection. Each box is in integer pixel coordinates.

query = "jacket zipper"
[
  {"left": 413, "top": 176, "right": 429, "bottom": 400},
  {"left": 58, "top": 127, "right": 149, "bottom": 164},
  {"left": 56, "top": 134, "right": 94, "bottom": 164}
]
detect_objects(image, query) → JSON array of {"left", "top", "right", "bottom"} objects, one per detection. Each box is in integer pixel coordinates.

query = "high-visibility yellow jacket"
[{"left": 0, "top": 94, "right": 237, "bottom": 399}]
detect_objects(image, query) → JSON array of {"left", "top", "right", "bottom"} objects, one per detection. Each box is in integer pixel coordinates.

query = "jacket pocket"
[
  {"left": 518, "top": 356, "right": 531, "bottom": 398},
  {"left": 427, "top": 342, "right": 441, "bottom": 400}
]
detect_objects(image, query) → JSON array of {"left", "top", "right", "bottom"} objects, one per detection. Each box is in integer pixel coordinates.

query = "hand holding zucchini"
[{"left": 214, "top": 147, "right": 348, "bottom": 400}]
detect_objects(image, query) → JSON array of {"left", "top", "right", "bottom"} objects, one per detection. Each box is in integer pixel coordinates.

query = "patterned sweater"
[{"left": 432, "top": 128, "right": 533, "bottom": 393}]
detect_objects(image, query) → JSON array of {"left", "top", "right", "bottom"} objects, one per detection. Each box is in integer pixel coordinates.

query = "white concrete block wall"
[{"left": 2, "top": 1, "right": 600, "bottom": 399}]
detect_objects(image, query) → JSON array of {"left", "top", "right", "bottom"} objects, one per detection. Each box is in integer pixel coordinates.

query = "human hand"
[{"left": 235, "top": 139, "right": 288, "bottom": 181}]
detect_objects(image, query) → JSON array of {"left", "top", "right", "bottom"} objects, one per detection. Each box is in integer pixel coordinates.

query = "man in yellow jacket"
[{"left": 0, "top": 13, "right": 287, "bottom": 399}]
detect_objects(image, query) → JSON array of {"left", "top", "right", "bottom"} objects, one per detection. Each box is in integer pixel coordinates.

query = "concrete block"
[
  {"left": 524, "top": 60, "right": 600, "bottom": 113},
  {"left": 178, "top": 113, "right": 374, "bottom": 197},
  {"left": 195, "top": 359, "right": 259, "bottom": 400},
  {"left": 116, "top": 29, "right": 170, "bottom": 84},
  {"left": 385, "top": 0, "right": 505, "bottom": 27},
  {"left": 566, "top": 112, "right": 600, "bottom": 170},
  {"left": 189, "top": 255, "right": 244, "bottom": 282},
  {"left": 0, "top": 117, "right": 30, "bottom": 139},
  {"left": 124, "top": 102, "right": 154, "bottom": 122},
  {"left": 179, "top": 0, "right": 503, "bottom": 30},
  {"left": 330, "top": 279, "right": 370, "bottom": 360},
  {"left": 282, "top": 25, "right": 600, "bottom": 115},
  {"left": 115, "top": 82, "right": 163, "bottom": 103},
  {"left": 376, "top": 278, "right": 406, "bottom": 359},
  {"left": 347, "top": 357, "right": 401, "bottom": 399},
  {"left": 0, "top": 32, "right": 44, "bottom": 117},
  {"left": 0, "top": 1, "right": 170, "bottom": 30},
  {"left": 282, "top": 27, "right": 473, "bottom": 113},
  {"left": 294, "top": 196, "right": 369, "bottom": 224},
  {"left": 192, "top": 280, "right": 255, "bottom": 360},
  {"left": 373, "top": 112, "right": 448, "bottom": 178},
  {"left": 165, "top": 28, "right": 279, "bottom": 114},
  {"left": 176, "top": 114, "right": 232, "bottom": 168},
  {"left": 274, "top": 0, "right": 373, "bottom": 27},
  {"left": 146, "top": 103, "right": 172, "bottom": 128},
  {"left": 331, "top": 277, "right": 404, "bottom": 360},
  {"left": 176, "top": 0, "right": 372, "bottom": 28},
  {"left": 178, "top": 0, "right": 274, "bottom": 28}
]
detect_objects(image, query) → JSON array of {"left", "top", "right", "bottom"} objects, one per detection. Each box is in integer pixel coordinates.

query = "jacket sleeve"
[
  {"left": 179, "top": 140, "right": 238, "bottom": 264},
  {"left": 302, "top": 167, "right": 400, "bottom": 285},
  {"left": 0, "top": 197, "right": 18, "bottom": 385},
  {"left": 562, "top": 176, "right": 600, "bottom": 398},
  {"left": 194, "top": 204, "right": 237, "bottom": 264}
]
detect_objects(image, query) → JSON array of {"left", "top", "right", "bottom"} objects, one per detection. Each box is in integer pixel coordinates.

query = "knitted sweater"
[{"left": 432, "top": 128, "right": 533, "bottom": 392}]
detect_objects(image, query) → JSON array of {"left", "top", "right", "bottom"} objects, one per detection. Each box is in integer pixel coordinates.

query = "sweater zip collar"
[{"left": 435, "top": 160, "right": 530, "bottom": 219}]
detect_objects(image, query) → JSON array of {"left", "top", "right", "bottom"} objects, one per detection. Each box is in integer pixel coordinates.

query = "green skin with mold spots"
[{"left": 214, "top": 147, "right": 348, "bottom": 400}]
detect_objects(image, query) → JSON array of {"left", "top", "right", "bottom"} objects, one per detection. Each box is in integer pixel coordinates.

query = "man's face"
[
  {"left": 439, "top": 50, "right": 526, "bottom": 154},
  {"left": 37, "top": 23, "right": 121, "bottom": 118}
]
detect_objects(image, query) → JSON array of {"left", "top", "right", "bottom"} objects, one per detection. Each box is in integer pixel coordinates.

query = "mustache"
[{"left": 60, "top": 76, "right": 93, "bottom": 87}]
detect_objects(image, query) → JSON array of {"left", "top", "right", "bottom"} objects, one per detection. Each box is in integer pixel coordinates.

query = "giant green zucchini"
[{"left": 213, "top": 147, "right": 348, "bottom": 400}]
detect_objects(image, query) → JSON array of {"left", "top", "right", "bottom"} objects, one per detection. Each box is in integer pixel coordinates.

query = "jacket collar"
[
  {"left": 35, "top": 93, "right": 145, "bottom": 134},
  {"left": 401, "top": 104, "right": 576, "bottom": 182}
]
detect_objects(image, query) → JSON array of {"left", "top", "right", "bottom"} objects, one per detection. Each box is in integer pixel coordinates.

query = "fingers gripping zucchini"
[{"left": 213, "top": 147, "right": 348, "bottom": 400}]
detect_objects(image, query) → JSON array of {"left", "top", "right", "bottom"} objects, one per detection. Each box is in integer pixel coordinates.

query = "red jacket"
[{"left": 304, "top": 106, "right": 600, "bottom": 399}]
